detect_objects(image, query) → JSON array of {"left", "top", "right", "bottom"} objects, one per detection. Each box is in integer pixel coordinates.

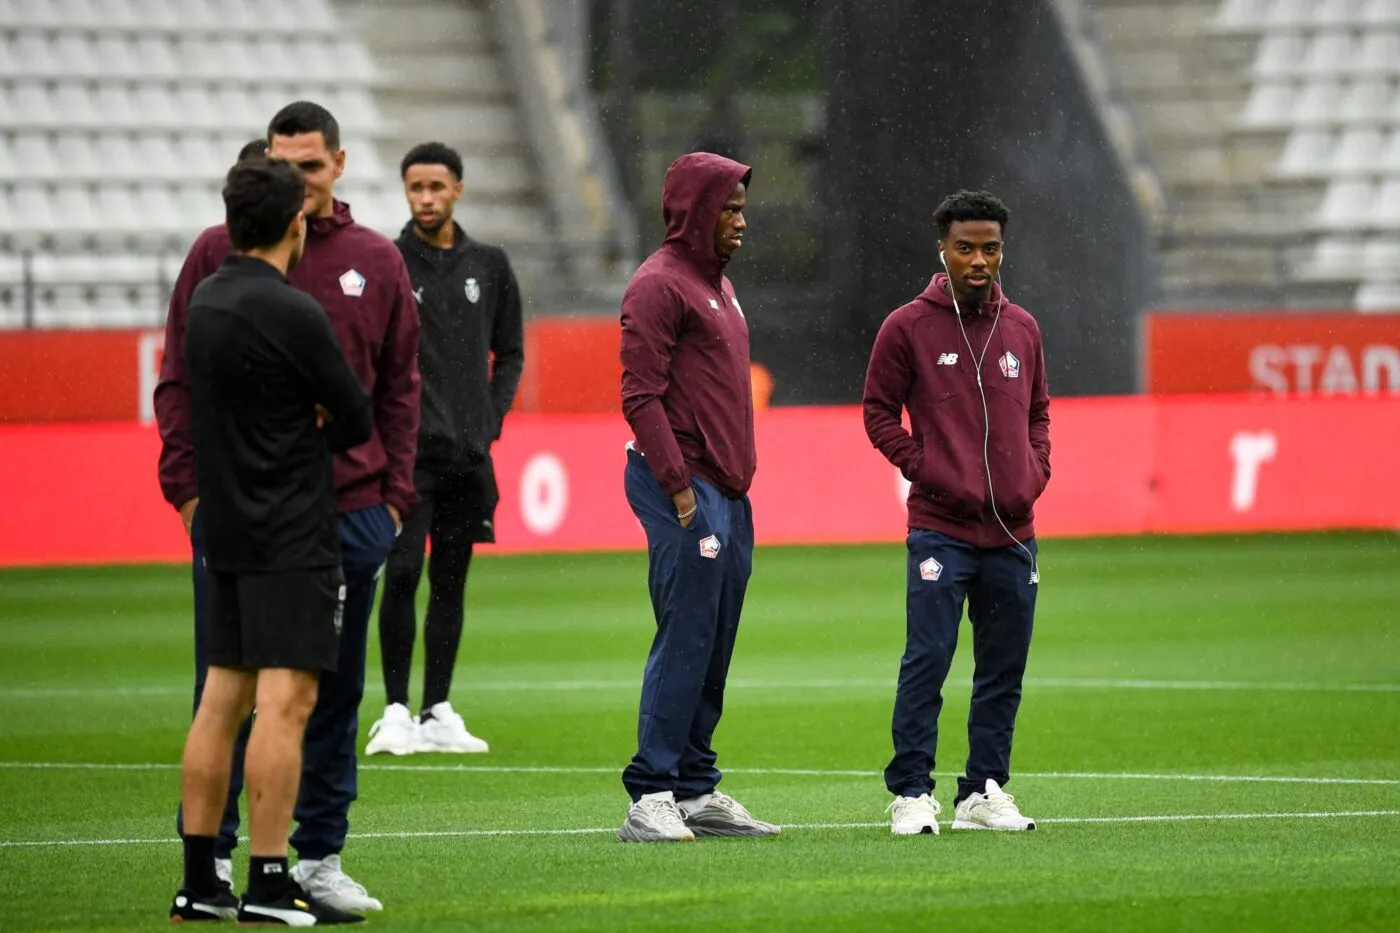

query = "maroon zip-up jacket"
[
  {"left": 620, "top": 153, "right": 755, "bottom": 499},
  {"left": 155, "top": 200, "right": 421, "bottom": 518},
  {"left": 864, "top": 273, "right": 1051, "bottom": 547}
]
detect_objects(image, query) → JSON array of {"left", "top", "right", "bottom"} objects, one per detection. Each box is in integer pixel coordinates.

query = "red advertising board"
[
  {"left": 1146, "top": 312, "right": 1400, "bottom": 395},
  {"left": 1, "top": 395, "right": 1395, "bottom": 567},
  {"left": 0, "top": 320, "right": 625, "bottom": 423}
]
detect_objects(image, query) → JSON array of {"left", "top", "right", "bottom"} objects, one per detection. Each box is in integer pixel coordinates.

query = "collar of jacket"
[{"left": 398, "top": 220, "right": 471, "bottom": 263}]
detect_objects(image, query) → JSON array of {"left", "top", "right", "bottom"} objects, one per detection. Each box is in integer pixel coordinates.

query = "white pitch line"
[
  {"left": 1, "top": 761, "right": 1396, "bottom": 786},
  {"left": 1, "top": 676, "right": 1398, "bottom": 700},
  {"left": 1, "top": 810, "right": 1397, "bottom": 849}
]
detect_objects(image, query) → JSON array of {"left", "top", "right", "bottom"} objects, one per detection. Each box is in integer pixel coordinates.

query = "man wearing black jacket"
[
  {"left": 368, "top": 141, "right": 525, "bottom": 756},
  {"left": 170, "top": 157, "right": 369, "bottom": 926}
]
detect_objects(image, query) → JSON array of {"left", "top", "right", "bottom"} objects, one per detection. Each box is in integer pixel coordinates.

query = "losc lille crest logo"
[
  {"left": 919, "top": 557, "right": 942, "bottom": 582},
  {"left": 339, "top": 269, "right": 366, "bottom": 298},
  {"left": 999, "top": 350, "right": 1020, "bottom": 379},
  {"left": 699, "top": 535, "right": 721, "bottom": 559}
]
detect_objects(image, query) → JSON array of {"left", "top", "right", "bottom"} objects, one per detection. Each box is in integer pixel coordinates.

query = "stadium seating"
[
  {"left": 0, "top": 0, "right": 400, "bottom": 327},
  {"left": 1222, "top": 0, "right": 1400, "bottom": 305}
]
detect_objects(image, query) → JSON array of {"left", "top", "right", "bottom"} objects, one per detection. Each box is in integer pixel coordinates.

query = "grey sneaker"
[
  {"left": 679, "top": 792, "right": 781, "bottom": 837},
  {"left": 617, "top": 793, "right": 696, "bottom": 843}
]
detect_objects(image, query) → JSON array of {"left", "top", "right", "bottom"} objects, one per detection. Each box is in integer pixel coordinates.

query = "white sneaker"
[
  {"left": 416, "top": 701, "right": 489, "bottom": 753},
  {"left": 215, "top": 857, "right": 233, "bottom": 891},
  {"left": 952, "top": 779, "right": 1037, "bottom": 831},
  {"left": 365, "top": 703, "right": 418, "bottom": 756},
  {"left": 617, "top": 791, "right": 696, "bottom": 843},
  {"left": 888, "top": 793, "right": 941, "bottom": 835},
  {"left": 290, "top": 854, "right": 383, "bottom": 912}
]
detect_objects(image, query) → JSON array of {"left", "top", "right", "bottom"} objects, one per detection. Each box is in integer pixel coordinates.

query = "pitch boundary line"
[
  {"left": 1, "top": 761, "right": 1395, "bottom": 786},
  {"left": 1, "top": 809, "right": 1397, "bottom": 849}
]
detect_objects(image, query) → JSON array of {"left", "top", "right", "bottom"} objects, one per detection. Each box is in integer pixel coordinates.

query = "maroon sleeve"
[
  {"left": 374, "top": 252, "right": 422, "bottom": 516},
  {"left": 153, "top": 228, "right": 225, "bottom": 511},
  {"left": 1028, "top": 323, "right": 1052, "bottom": 487},
  {"left": 862, "top": 312, "right": 924, "bottom": 480},
  {"left": 620, "top": 275, "right": 689, "bottom": 496}
]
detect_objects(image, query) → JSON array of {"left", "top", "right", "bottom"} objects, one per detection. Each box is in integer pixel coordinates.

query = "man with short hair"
[
  {"left": 156, "top": 101, "right": 421, "bottom": 911},
  {"left": 237, "top": 138, "right": 268, "bottom": 162},
  {"left": 615, "top": 152, "right": 778, "bottom": 843},
  {"left": 863, "top": 189, "right": 1049, "bottom": 836},
  {"left": 367, "top": 141, "right": 524, "bottom": 757},
  {"left": 170, "top": 157, "right": 369, "bottom": 926}
]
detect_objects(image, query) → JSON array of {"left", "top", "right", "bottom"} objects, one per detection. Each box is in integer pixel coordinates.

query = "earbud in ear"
[{"left": 939, "top": 249, "right": 946, "bottom": 264}]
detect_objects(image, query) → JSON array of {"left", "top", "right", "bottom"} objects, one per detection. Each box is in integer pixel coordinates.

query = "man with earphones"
[{"left": 863, "top": 189, "right": 1050, "bottom": 836}]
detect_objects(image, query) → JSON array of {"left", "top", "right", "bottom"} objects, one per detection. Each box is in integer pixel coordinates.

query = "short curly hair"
[
  {"left": 933, "top": 190, "right": 1010, "bottom": 239},
  {"left": 400, "top": 141, "right": 464, "bottom": 181}
]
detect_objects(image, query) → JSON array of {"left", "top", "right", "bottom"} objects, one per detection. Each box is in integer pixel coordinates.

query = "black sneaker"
[
  {"left": 169, "top": 886, "right": 239, "bottom": 923},
  {"left": 236, "top": 883, "right": 365, "bottom": 925}
]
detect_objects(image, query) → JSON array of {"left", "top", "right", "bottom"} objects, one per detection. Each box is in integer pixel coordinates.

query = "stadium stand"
[
  {"left": 1087, "top": 0, "right": 1400, "bottom": 310},
  {"left": 0, "top": 0, "right": 630, "bottom": 328},
  {"left": 1222, "top": 0, "right": 1400, "bottom": 309}
]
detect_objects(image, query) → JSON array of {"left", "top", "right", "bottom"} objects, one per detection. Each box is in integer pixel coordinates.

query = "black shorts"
[
  {"left": 207, "top": 567, "right": 346, "bottom": 673},
  {"left": 415, "top": 461, "right": 500, "bottom": 545}
]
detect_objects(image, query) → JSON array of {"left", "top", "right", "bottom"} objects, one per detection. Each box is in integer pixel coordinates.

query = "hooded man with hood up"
[{"left": 615, "top": 152, "right": 780, "bottom": 843}]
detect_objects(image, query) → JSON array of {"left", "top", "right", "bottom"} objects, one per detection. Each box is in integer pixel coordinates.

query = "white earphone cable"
[{"left": 940, "top": 253, "right": 1040, "bottom": 585}]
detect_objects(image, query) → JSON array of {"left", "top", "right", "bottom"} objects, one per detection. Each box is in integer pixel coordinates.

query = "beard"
[
  {"left": 964, "top": 281, "right": 992, "bottom": 306},
  {"left": 415, "top": 212, "right": 450, "bottom": 236}
]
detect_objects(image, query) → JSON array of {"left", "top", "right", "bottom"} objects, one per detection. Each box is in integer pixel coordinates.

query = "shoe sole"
[
  {"left": 687, "top": 824, "right": 781, "bottom": 838},
  {"left": 616, "top": 828, "right": 696, "bottom": 843},
  {"left": 365, "top": 744, "right": 416, "bottom": 756},
  {"left": 891, "top": 824, "right": 940, "bottom": 836},
  {"left": 950, "top": 819, "right": 1036, "bottom": 831},
  {"left": 415, "top": 741, "right": 489, "bottom": 754}
]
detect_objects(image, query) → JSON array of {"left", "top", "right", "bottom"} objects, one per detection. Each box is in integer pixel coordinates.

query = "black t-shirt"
[{"left": 186, "top": 255, "right": 372, "bottom": 572}]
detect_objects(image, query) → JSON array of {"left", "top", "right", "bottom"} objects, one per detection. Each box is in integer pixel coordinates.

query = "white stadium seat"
[
  {"left": 0, "top": 0, "right": 392, "bottom": 324},
  {"left": 1361, "top": 0, "right": 1400, "bottom": 26},
  {"left": 1313, "top": 180, "right": 1374, "bottom": 231},
  {"left": 1329, "top": 127, "right": 1386, "bottom": 176},
  {"left": 11, "top": 133, "right": 54, "bottom": 182},
  {"left": 1355, "top": 280, "right": 1400, "bottom": 311}
]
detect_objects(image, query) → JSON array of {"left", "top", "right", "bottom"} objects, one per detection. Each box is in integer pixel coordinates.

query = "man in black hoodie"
[{"left": 368, "top": 142, "right": 524, "bottom": 757}]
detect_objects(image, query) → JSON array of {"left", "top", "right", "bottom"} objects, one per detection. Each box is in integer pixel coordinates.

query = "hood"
[
  {"left": 919, "top": 272, "right": 1006, "bottom": 316},
  {"left": 661, "top": 152, "right": 752, "bottom": 278},
  {"left": 309, "top": 198, "right": 355, "bottom": 236}
]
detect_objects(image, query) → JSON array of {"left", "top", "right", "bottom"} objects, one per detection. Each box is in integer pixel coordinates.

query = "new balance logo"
[{"left": 937, "top": 353, "right": 959, "bottom": 365}]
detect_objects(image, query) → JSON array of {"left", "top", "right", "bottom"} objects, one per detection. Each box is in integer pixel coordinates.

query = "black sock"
[
  {"left": 248, "top": 856, "right": 291, "bottom": 900},
  {"left": 182, "top": 834, "right": 221, "bottom": 895}
]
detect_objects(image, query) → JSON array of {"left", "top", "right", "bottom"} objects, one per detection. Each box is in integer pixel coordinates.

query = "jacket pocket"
[
  {"left": 984, "top": 401, "right": 1040, "bottom": 521},
  {"left": 914, "top": 436, "right": 984, "bottom": 518}
]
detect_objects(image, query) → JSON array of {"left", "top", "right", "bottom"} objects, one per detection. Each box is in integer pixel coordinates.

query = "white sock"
[
  {"left": 639, "top": 790, "right": 675, "bottom": 804},
  {"left": 677, "top": 793, "right": 713, "bottom": 814}
]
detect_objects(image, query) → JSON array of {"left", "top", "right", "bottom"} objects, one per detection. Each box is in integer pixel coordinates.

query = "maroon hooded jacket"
[
  {"left": 620, "top": 153, "right": 755, "bottom": 499},
  {"left": 155, "top": 200, "right": 422, "bottom": 518},
  {"left": 864, "top": 273, "right": 1051, "bottom": 547}
]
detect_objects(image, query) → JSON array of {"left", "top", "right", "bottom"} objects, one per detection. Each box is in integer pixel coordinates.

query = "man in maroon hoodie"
[
  {"left": 155, "top": 102, "right": 420, "bottom": 909},
  {"left": 864, "top": 190, "right": 1049, "bottom": 836},
  {"left": 616, "top": 152, "right": 779, "bottom": 843}
]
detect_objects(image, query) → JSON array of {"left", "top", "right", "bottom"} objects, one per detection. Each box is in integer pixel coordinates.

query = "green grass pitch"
[{"left": 0, "top": 532, "right": 1397, "bottom": 931}]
